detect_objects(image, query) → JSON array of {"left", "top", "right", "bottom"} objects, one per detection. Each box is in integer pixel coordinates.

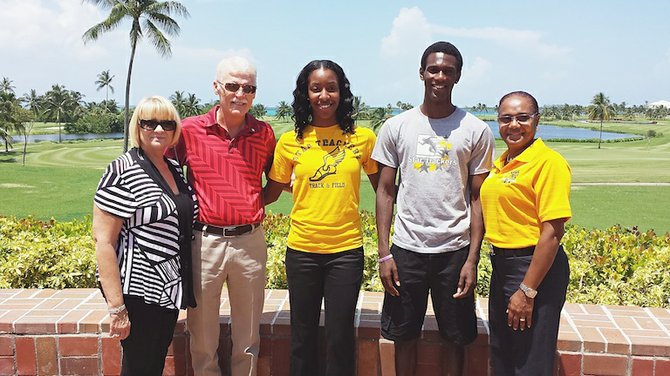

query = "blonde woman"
[{"left": 93, "top": 96, "right": 198, "bottom": 375}]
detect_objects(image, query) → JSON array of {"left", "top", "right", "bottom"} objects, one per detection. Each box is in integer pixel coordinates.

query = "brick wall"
[{"left": 0, "top": 289, "right": 668, "bottom": 375}]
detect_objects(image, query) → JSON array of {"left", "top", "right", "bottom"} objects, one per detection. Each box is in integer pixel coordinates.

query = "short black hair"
[
  {"left": 421, "top": 41, "right": 463, "bottom": 72},
  {"left": 292, "top": 60, "right": 355, "bottom": 140},
  {"left": 498, "top": 91, "right": 539, "bottom": 114}
]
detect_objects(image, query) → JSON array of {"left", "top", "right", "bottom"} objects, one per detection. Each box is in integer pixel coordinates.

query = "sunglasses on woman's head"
[{"left": 139, "top": 119, "right": 177, "bottom": 131}]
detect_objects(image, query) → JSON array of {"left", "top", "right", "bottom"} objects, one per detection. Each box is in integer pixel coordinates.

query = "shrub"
[{"left": 1, "top": 215, "right": 669, "bottom": 308}]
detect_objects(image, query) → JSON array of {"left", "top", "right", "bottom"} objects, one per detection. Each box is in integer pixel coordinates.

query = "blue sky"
[{"left": 1, "top": 0, "right": 669, "bottom": 108}]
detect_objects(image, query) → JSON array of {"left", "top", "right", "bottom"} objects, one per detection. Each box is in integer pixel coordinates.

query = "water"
[
  {"left": 12, "top": 123, "right": 640, "bottom": 144},
  {"left": 483, "top": 121, "right": 641, "bottom": 141}
]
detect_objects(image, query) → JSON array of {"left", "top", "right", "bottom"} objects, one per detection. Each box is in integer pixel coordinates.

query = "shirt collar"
[
  {"left": 203, "top": 105, "right": 260, "bottom": 137},
  {"left": 495, "top": 138, "right": 546, "bottom": 169}
]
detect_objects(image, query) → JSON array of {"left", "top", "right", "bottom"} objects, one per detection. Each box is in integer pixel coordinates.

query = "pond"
[{"left": 12, "top": 123, "right": 641, "bottom": 143}]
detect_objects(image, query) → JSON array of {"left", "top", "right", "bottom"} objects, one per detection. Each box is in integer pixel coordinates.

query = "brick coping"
[{"left": 0, "top": 288, "right": 669, "bottom": 358}]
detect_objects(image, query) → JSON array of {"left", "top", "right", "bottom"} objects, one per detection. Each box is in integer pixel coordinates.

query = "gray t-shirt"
[{"left": 372, "top": 107, "right": 495, "bottom": 253}]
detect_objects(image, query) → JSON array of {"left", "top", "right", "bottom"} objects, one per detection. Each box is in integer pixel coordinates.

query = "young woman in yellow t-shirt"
[
  {"left": 264, "top": 60, "right": 379, "bottom": 376},
  {"left": 481, "top": 91, "right": 571, "bottom": 376}
]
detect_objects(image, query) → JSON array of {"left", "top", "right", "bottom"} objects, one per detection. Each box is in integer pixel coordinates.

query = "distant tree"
[
  {"left": 249, "top": 103, "right": 267, "bottom": 118},
  {"left": 588, "top": 92, "right": 614, "bottom": 149},
  {"left": 275, "top": 100, "right": 292, "bottom": 121},
  {"left": 95, "top": 70, "right": 115, "bottom": 102},
  {"left": 83, "top": 0, "right": 190, "bottom": 152},
  {"left": 21, "top": 89, "right": 43, "bottom": 119},
  {"left": 0, "top": 91, "right": 31, "bottom": 152},
  {"left": 43, "top": 85, "right": 75, "bottom": 143},
  {"left": 170, "top": 90, "right": 187, "bottom": 116},
  {"left": 370, "top": 105, "right": 393, "bottom": 131},
  {"left": 182, "top": 93, "right": 201, "bottom": 117},
  {"left": 352, "top": 96, "right": 370, "bottom": 120},
  {"left": 0, "top": 77, "right": 15, "bottom": 94},
  {"left": 396, "top": 101, "right": 413, "bottom": 111}
]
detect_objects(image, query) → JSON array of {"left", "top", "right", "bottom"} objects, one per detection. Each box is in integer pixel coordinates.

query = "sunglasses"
[
  {"left": 218, "top": 81, "right": 257, "bottom": 94},
  {"left": 497, "top": 113, "right": 538, "bottom": 125},
  {"left": 139, "top": 119, "right": 177, "bottom": 131}
]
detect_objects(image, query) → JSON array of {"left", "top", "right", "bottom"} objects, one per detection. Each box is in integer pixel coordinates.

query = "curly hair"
[{"left": 291, "top": 60, "right": 355, "bottom": 140}]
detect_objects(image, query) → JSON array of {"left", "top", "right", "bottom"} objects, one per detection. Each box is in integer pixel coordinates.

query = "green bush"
[{"left": 1, "top": 215, "right": 669, "bottom": 308}]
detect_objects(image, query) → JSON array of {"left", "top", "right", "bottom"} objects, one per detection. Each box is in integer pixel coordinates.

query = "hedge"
[{"left": 1, "top": 215, "right": 668, "bottom": 308}]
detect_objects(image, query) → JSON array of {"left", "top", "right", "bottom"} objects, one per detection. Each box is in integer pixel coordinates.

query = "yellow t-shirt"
[
  {"left": 481, "top": 138, "right": 572, "bottom": 248},
  {"left": 269, "top": 125, "right": 378, "bottom": 253}
]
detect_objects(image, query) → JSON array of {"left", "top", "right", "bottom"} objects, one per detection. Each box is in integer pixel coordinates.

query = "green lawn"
[{"left": 2, "top": 118, "right": 669, "bottom": 232}]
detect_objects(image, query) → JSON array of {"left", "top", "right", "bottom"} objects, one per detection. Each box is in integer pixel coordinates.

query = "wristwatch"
[{"left": 519, "top": 283, "right": 538, "bottom": 299}]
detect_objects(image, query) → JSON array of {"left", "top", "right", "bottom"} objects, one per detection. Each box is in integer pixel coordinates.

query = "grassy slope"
[{"left": 1, "top": 118, "right": 669, "bottom": 232}]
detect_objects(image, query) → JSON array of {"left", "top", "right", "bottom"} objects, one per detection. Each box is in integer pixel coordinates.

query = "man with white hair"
[{"left": 167, "top": 56, "right": 276, "bottom": 376}]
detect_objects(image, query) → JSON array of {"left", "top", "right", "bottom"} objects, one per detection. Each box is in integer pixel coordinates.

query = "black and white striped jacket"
[{"left": 95, "top": 148, "right": 199, "bottom": 310}]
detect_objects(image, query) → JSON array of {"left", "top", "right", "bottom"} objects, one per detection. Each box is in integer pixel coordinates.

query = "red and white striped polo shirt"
[{"left": 168, "top": 106, "right": 276, "bottom": 226}]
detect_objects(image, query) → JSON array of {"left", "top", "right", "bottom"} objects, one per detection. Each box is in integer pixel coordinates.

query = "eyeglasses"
[
  {"left": 139, "top": 119, "right": 177, "bottom": 131},
  {"left": 497, "top": 113, "right": 539, "bottom": 125},
  {"left": 217, "top": 81, "right": 257, "bottom": 94}
]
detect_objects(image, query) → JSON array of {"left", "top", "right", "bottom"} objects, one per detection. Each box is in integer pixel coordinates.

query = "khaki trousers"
[{"left": 188, "top": 226, "right": 267, "bottom": 376}]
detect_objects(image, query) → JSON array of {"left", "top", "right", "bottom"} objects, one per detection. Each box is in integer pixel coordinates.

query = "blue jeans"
[{"left": 285, "top": 247, "right": 364, "bottom": 376}]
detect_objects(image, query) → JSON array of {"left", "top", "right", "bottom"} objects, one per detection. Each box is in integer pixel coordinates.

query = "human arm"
[
  {"left": 367, "top": 171, "right": 380, "bottom": 192},
  {"left": 92, "top": 205, "right": 130, "bottom": 339},
  {"left": 376, "top": 164, "right": 399, "bottom": 296},
  {"left": 507, "top": 219, "right": 565, "bottom": 330},
  {"left": 263, "top": 178, "right": 288, "bottom": 205},
  {"left": 453, "top": 172, "right": 489, "bottom": 299}
]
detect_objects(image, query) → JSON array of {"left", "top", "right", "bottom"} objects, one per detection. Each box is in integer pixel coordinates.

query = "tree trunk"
[
  {"left": 598, "top": 119, "right": 603, "bottom": 149},
  {"left": 123, "top": 39, "right": 137, "bottom": 152},
  {"left": 22, "top": 133, "right": 27, "bottom": 165},
  {"left": 57, "top": 113, "right": 61, "bottom": 143}
]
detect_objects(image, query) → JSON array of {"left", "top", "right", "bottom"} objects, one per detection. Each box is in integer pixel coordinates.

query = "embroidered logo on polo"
[
  {"left": 501, "top": 170, "right": 519, "bottom": 184},
  {"left": 410, "top": 135, "right": 456, "bottom": 172}
]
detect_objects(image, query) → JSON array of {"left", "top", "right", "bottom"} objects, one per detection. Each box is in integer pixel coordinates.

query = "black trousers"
[
  {"left": 285, "top": 247, "right": 364, "bottom": 376},
  {"left": 120, "top": 295, "right": 179, "bottom": 376},
  {"left": 488, "top": 246, "right": 570, "bottom": 376}
]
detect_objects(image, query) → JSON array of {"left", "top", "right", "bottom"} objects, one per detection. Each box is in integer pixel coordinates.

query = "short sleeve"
[
  {"left": 361, "top": 129, "right": 379, "bottom": 175},
  {"left": 371, "top": 119, "right": 399, "bottom": 168},
  {"left": 468, "top": 126, "right": 495, "bottom": 175},
  {"left": 268, "top": 133, "right": 293, "bottom": 184},
  {"left": 94, "top": 165, "right": 138, "bottom": 219},
  {"left": 535, "top": 156, "right": 572, "bottom": 222}
]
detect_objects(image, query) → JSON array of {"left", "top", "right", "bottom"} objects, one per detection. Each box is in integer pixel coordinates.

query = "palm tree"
[
  {"left": 250, "top": 103, "right": 267, "bottom": 118},
  {"left": 21, "top": 89, "right": 43, "bottom": 119},
  {"left": 370, "top": 105, "right": 393, "bottom": 131},
  {"left": 170, "top": 90, "right": 186, "bottom": 116},
  {"left": 42, "top": 85, "right": 73, "bottom": 143},
  {"left": 182, "top": 93, "right": 201, "bottom": 117},
  {"left": 82, "top": 0, "right": 190, "bottom": 152},
  {"left": 275, "top": 100, "right": 292, "bottom": 121},
  {"left": 588, "top": 92, "right": 614, "bottom": 149},
  {"left": 352, "top": 96, "right": 370, "bottom": 120},
  {"left": 95, "top": 70, "right": 115, "bottom": 102},
  {"left": 0, "top": 77, "right": 15, "bottom": 94}
]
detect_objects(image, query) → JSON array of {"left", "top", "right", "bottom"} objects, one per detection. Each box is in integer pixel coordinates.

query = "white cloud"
[
  {"left": 461, "top": 56, "right": 492, "bottom": 84},
  {"left": 380, "top": 7, "right": 431, "bottom": 58},
  {"left": 0, "top": 0, "right": 114, "bottom": 59}
]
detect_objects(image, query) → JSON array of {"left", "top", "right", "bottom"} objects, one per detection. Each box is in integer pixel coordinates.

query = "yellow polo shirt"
[
  {"left": 269, "top": 125, "right": 378, "bottom": 253},
  {"left": 481, "top": 138, "right": 571, "bottom": 248}
]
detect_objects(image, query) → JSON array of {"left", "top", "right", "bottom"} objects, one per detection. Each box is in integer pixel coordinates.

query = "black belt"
[
  {"left": 491, "top": 245, "right": 535, "bottom": 257},
  {"left": 194, "top": 222, "right": 260, "bottom": 237}
]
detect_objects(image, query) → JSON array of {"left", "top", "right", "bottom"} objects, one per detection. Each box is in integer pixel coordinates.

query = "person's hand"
[
  {"left": 379, "top": 257, "right": 400, "bottom": 297},
  {"left": 507, "top": 289, "right": 534, "bottom": 331},
  {"left": 109, "top": 309, "right": 131, "bottom": 340},
  {"left": 453, "top": 260, "right": 477, "bottom": 299}
]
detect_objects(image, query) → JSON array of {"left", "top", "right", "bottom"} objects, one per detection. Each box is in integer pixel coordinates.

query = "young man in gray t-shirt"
[{"left": 372, "top": 41, "right": 495, "bottom": 375}]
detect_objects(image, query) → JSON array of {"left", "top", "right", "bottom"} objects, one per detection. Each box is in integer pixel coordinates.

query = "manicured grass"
[{"left": 2, "top": 118, "right": 669, "bottom": 232}]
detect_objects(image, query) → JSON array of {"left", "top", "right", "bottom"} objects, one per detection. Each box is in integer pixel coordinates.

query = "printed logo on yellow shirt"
[
  {"left": 501, "top": 170, "right": 519, "bottom": 184},
  {"left": 310, "top": 146, "right": 346, "bottom": 182},
  {"left": 410, "top": 135, "right": 455, "bottom": 172}
]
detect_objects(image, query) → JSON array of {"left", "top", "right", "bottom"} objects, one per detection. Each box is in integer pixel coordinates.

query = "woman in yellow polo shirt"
[
  {"left": 481, "top": 91, "right": 571, "bottom": 376},
  {"left": 263, "top": 60, "right": 378, "bottom": 376}
]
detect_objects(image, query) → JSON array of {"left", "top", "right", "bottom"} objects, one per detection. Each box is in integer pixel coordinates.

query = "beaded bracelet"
[
  {"left": 378, "top": 254, "right": 394, "bottom": 264},
  {"left": 108, "top": 304, "right": 127, "bottom": 316}
]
